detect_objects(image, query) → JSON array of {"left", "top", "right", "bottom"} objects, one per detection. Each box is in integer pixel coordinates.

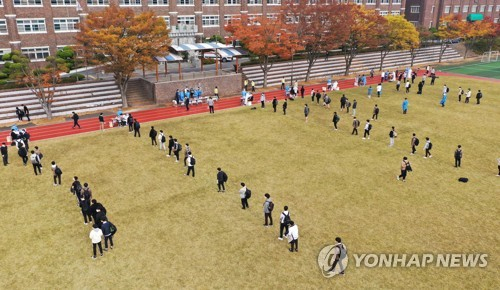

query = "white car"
[{"left": 202, "top": 53, "right": 233, "bottom": 62}]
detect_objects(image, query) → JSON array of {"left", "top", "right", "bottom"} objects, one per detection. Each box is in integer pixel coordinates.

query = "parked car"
[{"left": 202, "top": 53, "right": 233, "bottom": 62}]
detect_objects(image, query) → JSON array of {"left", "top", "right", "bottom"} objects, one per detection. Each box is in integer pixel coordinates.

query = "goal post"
[{"left": 481, "top": 51, "right": 499, "bottom": 63}]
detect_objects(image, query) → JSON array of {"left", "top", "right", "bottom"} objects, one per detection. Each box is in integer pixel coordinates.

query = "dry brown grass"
[{"left": 0, "top": 75, "right": 498, "bottom": 289}]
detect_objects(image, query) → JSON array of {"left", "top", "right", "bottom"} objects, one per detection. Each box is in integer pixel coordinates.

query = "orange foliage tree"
[
  {"left": 434, "top": 14, "right": 462, "bottom": 62},
  {"left": 76, "top": 5, "right": 171, "bottom": 107},
  {"left": 459, "top": 17, "right": 497, "bottom": 59},
  {"left": 226, "top": 16, "right": 298, "bottom": 87},
  {"left": 282, "top": 0, "right": 348, "bottom": 81}
]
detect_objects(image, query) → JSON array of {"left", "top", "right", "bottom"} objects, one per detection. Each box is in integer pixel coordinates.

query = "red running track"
[{"left": 0, "top": 77, "right": 381, "bottom": 142}]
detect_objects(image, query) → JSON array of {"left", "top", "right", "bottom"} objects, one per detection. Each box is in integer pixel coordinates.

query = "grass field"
[
  {"left": 437, "top": 60, "right": 500, "bottom": 79},
  {"left": 0, "top": 75, "right": 499, "bottom": 289}
]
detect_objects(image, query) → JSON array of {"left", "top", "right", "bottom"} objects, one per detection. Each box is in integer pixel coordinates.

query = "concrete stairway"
[
  {"left": 242, "top": 45, "right": 462, "bottom": 87},
  {"left": 126, "top": 79, "right": 156, "bottom": 107}
]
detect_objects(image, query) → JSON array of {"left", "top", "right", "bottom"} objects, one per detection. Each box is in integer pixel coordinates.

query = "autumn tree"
[
  {"left": 3, "top": 51, "right": 67, "bottom": 119},
  {"left": 459, "top": 18, "right": 496, "bottom": 59},
  {"left": 76, "top": 5, "right": 171, "bottom": 107},
  {"left": 282, "top": 0, "right": 347, "bottom": 81},
  {"left": 340, "top": 4, "right": 380, "bottom": 76},
  {"left": 434, "top": 14, "right": 462, "bottom": 62},
  {"left": 483, "top": 20, "right": 500, "bottom": 52},
  {"left": 374, "top": 15, "right": 420, "bottom": 70},
  {"left": 226, "top": 16, "right": 297, "bottom": 87}
]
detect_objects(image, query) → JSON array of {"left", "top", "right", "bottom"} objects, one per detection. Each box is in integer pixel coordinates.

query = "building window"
[
  {"left": 120, "top": 0, "right": 141, "bottom": 5},
  {"left": 354, "top": 0, "right": 361, "bottom": 4},
  {"left": 87, "top": 0, "right": 109, "bottom": 5},
  {"left": 463, "top": 5, "right": 468, "bottom": 13},
  {"left": 248, "top": 0, "right": 262, "bottom": 4},
  {"left": 51, "top": 0, "right": 76, "bottom": 5},
  {"left": 380, "top": 0, "right": 389, "bottom": 4},
  {"left": 178, "top": 16, "right": 195, "bottom": 25},
  {"left": 392, "top": 0, "right": 401, "bottom": 4},
  {"left": 471, "top": 5, "right": 477, "bottom": 12},
  {"left": 494, "top": 18, "right": 498, "bottom": 24},
  {"left": 0, "top": 20, "right": 7, "bottom": 34},
  {"left": 54, "top": 18, "right": 80, "bottom": 32},
  {"left": 431, "top": 5, "right": 434, "bottom": 13},
  {"left": 224, "top": 15, "right": 240, "bottom": 25},
  {"left": 496, "top": 5, "right": 500, "bottom": 12},
  {"left": 366, "top": 0, "right": 375, "bottom": 5},
  {"left": 0, "top": 48, "right": 11, "bottom": 62},
  {"left": 0, "top": 0, "right": 3, "bottom": 5},
  {"left": 22, "top": 47, "right": 50, "bottom": 61},
  {"left": 266, "top": 13, "right": 278, "bottom": 20},
  {"left": 202, "top": 0, "right": 217, "bottom": 4},
  {"left": 487, "top": 5, "right": 492, "bottom": 12},
  {"left": 410, "top": 5, "right": 419, "bottom": 13},
  {"left": 161, "top": 16, "right": 170, "bottom": 27},
  {"left": 444, "top": 6, "right": 450, "bottom": 13},
  {"left": 453, "top": 6, "right": 459, "bottom": 13},
  {"left": 17, "top": 19, "right": 47, "bottom": 33},
  {"left": 225, "top": 0, "right": 240, "bottom": 4},
  {"left": 14, "top": 0, "right": 42, "bottom": 6},
  {"left": 267, "top": 0, "right": 280, "bottom": 4},
  {"left": 149, "top": 0, "right": 168, "bottom": 4},
  {"left": 428, "top": 21, "right": 433, "bottom": 28},
  {"left": 202, "top": 15, "right": 219, "bottom": 27},
  {"left": 479, "top": 5, "right": 485, "bottom": 12},
  {"left": 391, "top": 10, "right": 400, "bottom": 15},
  {"left": 177, "top": 0, "right": 193, "bottom": 4},
  {"left": 379, "top": 11, "right": 388, "bottom": 16}
]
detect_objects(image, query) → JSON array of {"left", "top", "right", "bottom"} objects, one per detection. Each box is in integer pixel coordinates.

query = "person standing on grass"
[
  {"left": 411, "top": 133, "right": 419, "bottom": 155},
  {"left": 272, "top": 97, "right": 278, "bottom": 113},
  {"left": 440, "top": 93, "right": 448, "bottom": 107},
  {"left": 454, "top": 145, "right": 463, "bottom": 168},
  {"left": 149, "top": 126, "right": 157, "bottom": 146},
  {"left": 327, "top": 237, "right": 347, "bottom": 275},
  {"left": 263, "top": 193, "right": 273, "bottom": 226},
  {"left": 133, "top": 119, "right": 141, "bottom": 137},
  {"left": 363, "top": 120, "right": 372, "bottom": 140},
  {"left": 402, "top": 98, "right": 409, "bottom": 114},
  {"left": 283, "top": 99, "right": 288, "bottom": 115},
  {"left": 278, "top": 206, "right": 291, "bottom": 240},
  {"left": 287, "top": 221, "right": 299, "bottom": 252},
  {"left": 18, "top": 144, "right": 28, "bottom": 166},
  {"left": 340, "top": 95, "right": 347, "bottom": 111},
  {"left": 376, "top": 83, "right": 382, "bottom": 97},
  {"left": 367, "top": 86, "right": 373, "bottom": 99},
  {"left": 23, "top": 104, "right": 31, "bottom": 121},
  {"left": 304, "top": 104, "right": 310, "bottom": 122},
  {"left": 51, "top": 161, "right": 62, "bottom": 186},
  {"left": 458, "top": 87, "right": 464, "bottom": 102},
  {"left": 300, "top": 86, "right": 305, "bottom": 98},
  {"left": 352, "top": 117, "right": 360, "bottom": 135},
  {"left": 311, "top": 89, "right": 316, "bottom": 102},
  {"left": 421, "top": 74, "right": 427, "bottom": 85},
  {"left": 208, "top": 97, "right": 215, "bottom": 114},
  {"left": 71, "top": 112, "right": 81, "bottom": 129},
  {"left": 497, "top": 158, "right": 500, "bottom": 176},
  {"left": 465, "top": 88, "right": 472, "bottom": 103},
  {"left": 389, "top": 126, "right": 397, "bottom": 147},
  {"left": 173, "top": 139, "right": 181, "bottom": 163},
  {"left": 184, "top": 144, "right": 191, "bottom": 167},
  {"left": 82, "top": 183, "right": 93, "bottom": 202},
  {"left": 127, "top": 114, "right": 134, "bottom": 133},
  {"left": 316, "top": 91, "right": 322, "bottom": 105},
  {"left": 239, "top": 182, "right": 249, "bottom": 209},
  {"left": 158, "top": 130, "right": 166, "bottom": 151},
  {"left": 79, "top": 196, "right": 92, "bottom": 225},
  {"left": 424, "top": 137, "right": 432, "bottom": 158},
  {"left": 1, "top": 143, "right": 8, "bottom": 166},
  {"left": 217, "top": 167, "right": 228, "bottom": 192},
  {"left": 30, "top": 150, "right": 42, "bottom": 175},
  {"left": 90, "top": 199, "right": 107, "bottom": 224},
  {"left": 396, "top": 80, "right": 401, "bottom": 92},
  {"left": 89, "top": 224, "right": 104, "bottom": 259},
  {"left": 430, "top": 74, "right": 436, "bottom": 85},
  {"left": 167, "top": 136, "right": 175, "bottom": 157},
  {"left": 476, "top": 90, "right": 483, "bottom": 104},
  {"left": 405, "top": 80, "right": 411, "bottom": 93},
  {"left": 101, "top": 219, "right": 115, "bottom": 251},
  {"left": 352, "top": 99, "right": 357, "bottom": 116},
  {"left": 417, "top": 81, "right": 424, "bottom": 95},
  {"left": 372, "top": 104, "right": 379, "bottom": 120},
  {"left": 346, "top": 99, "right": 351, "bottom": 114},
  {"left": 260, "top": 93, "right": 266, "bottom": 108},
  {"left": 332, "top": 112, "right": 340, "bottom": 130},
  {"left": 397, "top": 157, "right": 410, "bottom": 181}
]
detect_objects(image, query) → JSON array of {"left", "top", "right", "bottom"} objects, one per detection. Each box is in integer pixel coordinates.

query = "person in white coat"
[
  {"left": 260, "top": 93, "right": 266, "bottom": 108},
  {"left": 287, "top": 221, "right": 299, "bottom": 252},
  {"left": 158, "top": 130, "right": 166, "bottom": 151},
  {"left": 89, "top": 224, "right": 104, "bottom": 259}
]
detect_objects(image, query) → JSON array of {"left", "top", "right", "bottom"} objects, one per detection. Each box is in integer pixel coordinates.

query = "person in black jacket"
[
  {"left": 18, "top": 145, "right": 28, "bottom": 166},
  {"left": 476, "top": 90, "right": 482, "bottom": 104},
  {"left": 133, "top": 119, "right": 141, "bottom": 137},
  {"left": 71, "top": 112, "right": 81, "bottom": 129},
  {"left": 23, "top": 104, "right": 31, "bottom": 121},
  {"left": 101, "top": 219, "right": 115, "bottom": 250},
  {"left": 79, "top": 197, "right": 92, "bottom": 225},
  {"left": 71, "top": 176, "right": 83, "bottom": 204},
  {"left": 184, "top": 97, "right": 190, "bottom": 111},
  {"left": 1, "top": 142, "right": 8, "bottom": 166},
  {"left": 21, "top": 129, "right": 30, "bottom": 150},
  {"left": 15, "top": 106, "right": 24, "bottom": 121},
  {"left": 454, "top": 145, "right": 463, "bottom": 167},
  {"left": 272, "top": 97, "right": 278, "bottom": 113},
  {"left": 90, "top": 199, "right": 107, "bottom": 227},
  {"left": 340, "top": 95, "right": 347, "bottom": 111},
  {"left": 217, "top": 167, "right": 228, "bottom": 192},
  {"left": 99, "top": 113, "right": 105, "bottom": 131},
  {"left": 282, "top": 99, "right": 288, "bottom": 115},
  {"left": 167, "top": 135, "right": 175, "bottom": 157},
  {"left": 127, "top": 114, "right": 134, "bottom": 132},
  {"left": 173, "top": 139, "right": 181, "bottom": 162},
  {"left": 149, "top": 126, "right": 157, "bottom": 146}
]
